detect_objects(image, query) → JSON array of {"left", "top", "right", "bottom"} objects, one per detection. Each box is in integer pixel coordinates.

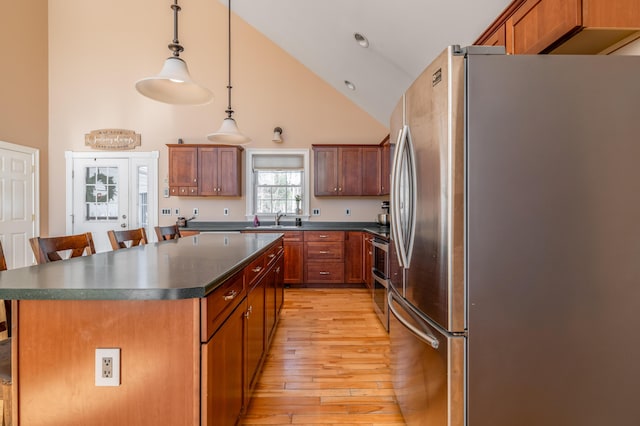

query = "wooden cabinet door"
[
  {"left": 583, "top": 0, "right": 640, "bottom": 27},
  {"left": 362, "top": 147, "right": 381, "bottom": 196},
  {"left": 275, "top": 254, "right": 284, "bottom": 313},
  {"left": 283, "top": 241, "right": 303, "bottom": 285},
  {"left": 345, "top": 231, "right": 364, "bottom": 283},
  {"left": 198, "top": 147, "right": 219, "bottom": 196},
  {"left": 339, "top": 146, "right": 362, "bottom": 196},
  {"left": 246, "top": 277, "right": 265, "bottom": 394},
  {"left": 265, "top": 263, "right": 276, "bottom": 345},
  {"left": 218, "top": 147, "right": 241, "bottom": 196},
  {"left": 169, "top": 146, "right": 198, "bottom": 188},
  {"left": 201, "top": 301, "right": 245, "bottom": 426},
  {"left": 314, "top": 147, "right": 339, "bottom": 196},
  {"left": 507, "top": 0, "right": 581, "bottom": 54},
  {"left": 380, "top": 143, "right": 390, "bottom": 195}
]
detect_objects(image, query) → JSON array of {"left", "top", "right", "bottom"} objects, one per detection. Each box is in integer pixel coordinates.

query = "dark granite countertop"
[
  {"left": 183, "top": 221, "right": 391, "bottom": 239},
  {"left": 0, "top": 233, "right": 282, "bottom": 301}
]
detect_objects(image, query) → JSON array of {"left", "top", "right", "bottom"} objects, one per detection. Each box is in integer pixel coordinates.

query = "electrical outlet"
[
  {"left": 312, "top": 208, "right": 320, "bottom": 216},
  {"left": 193, "top": 208, "right": 199, "bottom": 216},
  {"left": 161, "top": 208, "right": 171, "bottom": 216},
  {"left": 345, "top": 208, "right": 351, "bottom": 216},
  {"left": 224, "top": 208, "right": 229, "bottom": 216},
  {"left": 174, "top": 208, "right": 180, "bottom": 216},
  {"left": 95, "top": 348, "right": 120, "bottom": 387}
]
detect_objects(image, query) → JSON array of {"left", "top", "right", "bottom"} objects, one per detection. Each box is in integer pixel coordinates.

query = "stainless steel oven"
[{"left": 372, "top": 237, "right": 389, "bottom": 331}]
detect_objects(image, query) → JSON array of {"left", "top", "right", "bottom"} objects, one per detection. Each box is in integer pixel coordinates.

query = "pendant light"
[
  {"left": 207, "top": 0, "right": 251, "bottom": 144},
  {"left": 136, "top": 0, "right": 213, "bottom": 105}
]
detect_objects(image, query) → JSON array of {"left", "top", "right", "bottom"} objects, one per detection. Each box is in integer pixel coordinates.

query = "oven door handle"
[
  {"left": 371, "top": 240, "right": 389, "bottom": 252},
  {"left": 388, "top": 290, "right": 439, "bottom": 349}
]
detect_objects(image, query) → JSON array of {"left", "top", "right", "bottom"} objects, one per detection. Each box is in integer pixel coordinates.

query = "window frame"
[{"left": 245, "top": 148, "right": 310, "bottom": 221}]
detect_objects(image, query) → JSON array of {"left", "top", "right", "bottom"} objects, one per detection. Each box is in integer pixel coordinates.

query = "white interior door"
[
  {"left": 67, "top": 151, "right": 158, "bottom": 253},
  {"left": 0, "top": 142, "right": 39, "bottom": 268}
]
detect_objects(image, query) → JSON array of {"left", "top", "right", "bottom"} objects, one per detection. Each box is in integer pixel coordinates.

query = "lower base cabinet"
[
  {"left": 201, "top": 300, "right": 246, "bottom": 426},
  {"left": 202, "top": 237, "right": 284, "bottom": 425}
]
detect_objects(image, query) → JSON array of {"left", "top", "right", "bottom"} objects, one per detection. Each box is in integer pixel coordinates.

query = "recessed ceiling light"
[
  {"left": 354, "top": 32, "right": 369, "bottom": 48},
  {"left": 344, "top": 80, "right": 356, "bottom": 91}
]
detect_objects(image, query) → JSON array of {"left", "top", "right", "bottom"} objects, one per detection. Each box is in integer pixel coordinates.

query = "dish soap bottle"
[{"left": 253, "top": 215, "right": 260, "bottom": 227}]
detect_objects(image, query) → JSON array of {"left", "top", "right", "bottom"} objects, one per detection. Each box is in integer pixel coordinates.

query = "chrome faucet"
[{"left": 275, "top": 211, "right": 285, "bottom": 226}]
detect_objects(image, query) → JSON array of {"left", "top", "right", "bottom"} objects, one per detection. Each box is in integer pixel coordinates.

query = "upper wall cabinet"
[
  {"left": 476, "top": 0, "right": 640, "bottom": 54},
  {"left": 167, "top": 144, "right": 243, "bottom": 197},
  {"left": 313, "top": 145, "right": 386, "bottom": 197}
]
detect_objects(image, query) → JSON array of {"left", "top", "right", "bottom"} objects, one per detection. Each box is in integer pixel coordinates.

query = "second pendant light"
[{"left": 207, "top": 0, "right": 251, "bottom": 144}]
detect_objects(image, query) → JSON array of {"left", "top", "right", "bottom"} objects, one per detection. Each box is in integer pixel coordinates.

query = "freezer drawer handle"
[{"left": 388, "top": 291, "right": 439, "bottom": 349}]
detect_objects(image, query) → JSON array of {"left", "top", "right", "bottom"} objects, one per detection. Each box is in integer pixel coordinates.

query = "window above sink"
[{"left": 245, "top": 149, "right": 310, "bottom": 221}]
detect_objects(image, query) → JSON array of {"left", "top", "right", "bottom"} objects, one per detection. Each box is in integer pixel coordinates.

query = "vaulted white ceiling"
[{"left": 225, "top": 0, "right": 512, "bottom": 125}]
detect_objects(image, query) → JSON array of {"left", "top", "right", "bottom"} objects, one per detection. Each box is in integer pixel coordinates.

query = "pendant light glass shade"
[
  {"left": 206, "top": 0, "right": 250, "bottom": 144},
  {"left": 135, "top": 0, "right": 213, "bottom": 105},
  {"left": 207, "top": 117, "right": 251, "bottom": 144},
  {"left": 136, "top": 57, "right": 213, "bottom": 105}
]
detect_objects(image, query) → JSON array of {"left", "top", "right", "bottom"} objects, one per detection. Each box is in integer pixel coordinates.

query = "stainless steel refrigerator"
[{"left": 388, "top": 45, "right": 640, "bottom": 426}]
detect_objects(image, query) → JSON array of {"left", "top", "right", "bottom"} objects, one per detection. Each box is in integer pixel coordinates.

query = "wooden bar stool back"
[
  {"left": 154, "top": 225, "right": 181, "bottom": 241},
  {"left": 0, "top": 242, "right": 11, "bottom": 426},
  {"left": 29, "top": 232, "right": 96, "bottom": 264},
  {"left": 108, "top": 228, "right": 148, "bottom": 250}
]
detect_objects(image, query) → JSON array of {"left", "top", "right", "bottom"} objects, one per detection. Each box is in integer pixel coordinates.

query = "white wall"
[{"left": 47, "top": 0, "right": 389, "bottom": 234}]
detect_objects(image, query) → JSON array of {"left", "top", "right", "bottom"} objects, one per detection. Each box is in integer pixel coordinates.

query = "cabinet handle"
[
  {"left": 223, "top": 290, "right": 237, "bottom": 301},
  {"left": 245, "top": 305, "right": 253, "bottom": 318},
  {"left": 268, "top": 253, "right": 275, "bottom": 258},
  {"left": 193, "top": 179, "right": 197, "bottom": 182},
  {"left": 275, "top": 267, "right": 281, "bottom": 273},
  {"left": 252, "top": 266, "right": 262, "bottom": 273},
  {"left": 319, "top": 271, "right": 330, "bottom": 275},
  {"left": 339, "top": 187, "right": 342, "bottom": 191},
  {"left": 319, "top": 250, "right": 329, "bottom": 254},
  {"left": 333, "top": 187, "right": 337, "bottom": 192},
  {"left": 319, "top": 235, "right": 328, "bottom": 238}
]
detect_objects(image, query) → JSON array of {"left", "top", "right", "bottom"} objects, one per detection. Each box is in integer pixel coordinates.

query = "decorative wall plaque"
[{"left": 85, "top": 129, "right": 141, "bottom": 150}]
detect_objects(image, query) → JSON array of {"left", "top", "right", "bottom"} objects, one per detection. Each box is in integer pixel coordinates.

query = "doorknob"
[{"left": 120, "top": 223, "right": 127, "bottom": 228}]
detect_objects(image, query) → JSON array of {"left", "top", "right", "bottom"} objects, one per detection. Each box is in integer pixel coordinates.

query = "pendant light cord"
[
  {"left": 225, "top": 0, "right": 234, "bottom": 118},
  {"left": 168, "top": 0, "right": 184, "bottom": 57}
]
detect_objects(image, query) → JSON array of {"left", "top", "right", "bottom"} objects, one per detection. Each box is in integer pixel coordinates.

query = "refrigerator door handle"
[
  {"left": 391, "top": 124, "right": 418, "bottom": 269},
  {"left": 388, "top": 290, "right": 439, "bottom": 349},
  {"left": 390, "top": 126, "right": 405, "bottom": 267}
]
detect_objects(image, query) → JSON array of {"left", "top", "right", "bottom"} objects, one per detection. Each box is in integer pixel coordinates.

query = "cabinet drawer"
[
  {"left": 283, "top": 231, "right": 303, "bottom": 242},
  {"left": 305, "top": 231, "right": 345, "bottom": 242},
  {"left": 169, "top": 186, "right": 197, "bottom": 196},
  {"left": 305, "top": 262, "right": 345, "bottom": 283},
  {"left": 266, "top": 241, "right": 284, "bottom": 265},
  {"left": 201, "top": 270, "right": 245, "bottom": 341},
  {"left": 305, "top": 242, "right": 344, "bottom": 260},
  {"left": 246, "top": 255, "right": 266, "bottom": 287}
]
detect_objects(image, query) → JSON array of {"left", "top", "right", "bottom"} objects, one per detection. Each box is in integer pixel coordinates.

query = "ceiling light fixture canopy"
[
  {"left": 207, "top": 0, "right": 251, "bottom": 144},
  {"left": 135, "top": 0, "right": 213, "bottom": 105}
]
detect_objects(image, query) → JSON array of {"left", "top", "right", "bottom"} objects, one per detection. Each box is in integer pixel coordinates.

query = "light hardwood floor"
[{"left": 241, "top": 288, "right": 405, "bottom": 425}]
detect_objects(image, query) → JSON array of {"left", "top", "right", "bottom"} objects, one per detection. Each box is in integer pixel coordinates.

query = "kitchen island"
[{"left": 0, "top": 232, "right": 284, "bottom": 426}]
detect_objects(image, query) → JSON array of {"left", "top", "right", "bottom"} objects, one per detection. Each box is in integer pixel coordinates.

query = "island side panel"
[{"left": 16, "top": 299, "right": 200, "bottom": 426}]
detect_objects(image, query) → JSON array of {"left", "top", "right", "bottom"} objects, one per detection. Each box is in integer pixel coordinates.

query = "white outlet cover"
[{"left": 95, "top": 348, "right": 120, "bottom": 387}]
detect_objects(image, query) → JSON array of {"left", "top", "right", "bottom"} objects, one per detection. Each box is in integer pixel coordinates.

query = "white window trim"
[{"left": 245, "top": 148, "right": 310, "bottom": 221}]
